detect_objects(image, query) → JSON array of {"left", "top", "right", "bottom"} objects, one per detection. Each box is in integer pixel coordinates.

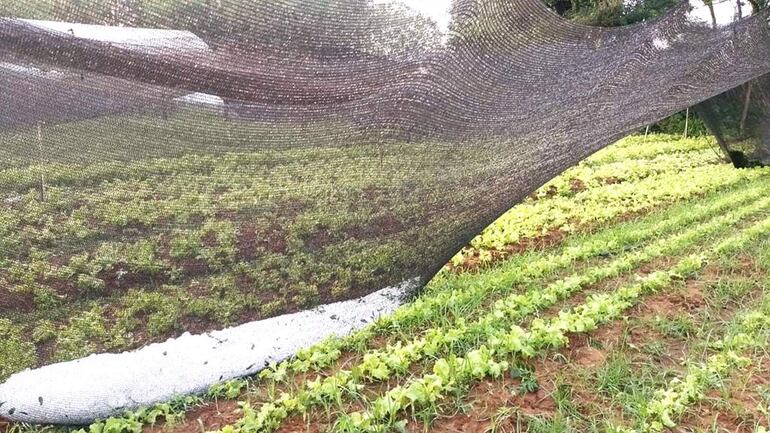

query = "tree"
[
  {"left": 1, "top": 0, "right": 440, "bottom": 58},
  {"left": 447, "top": 0, "right": 518, "bottom": 48},
  {"left": 0, "top": 0, "right": 137, "bottom": 25},
  {"left": 549, "top": 0, "right": 678, "bottom": 26},
  {"left": 366, "top": 3, "right": 442, "bottom": 56},
  {"left": 447, "top": 0, "right": 677, "bottom": 49}
]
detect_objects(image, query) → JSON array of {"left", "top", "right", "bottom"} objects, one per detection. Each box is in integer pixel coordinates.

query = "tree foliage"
[
  {"left": 0, "top": 0, "right": 441, "bottom": 56},
  {"left": 544, "top": 0, "right": 678, "bottom": 26}
]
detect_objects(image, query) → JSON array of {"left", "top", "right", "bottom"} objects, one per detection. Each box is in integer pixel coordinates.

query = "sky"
[
  {"left": 374, "top": 0, "right": 453, "bottom": 32},
  {"left": 688, "top": 0, "right": 753, "bottom": 27}
]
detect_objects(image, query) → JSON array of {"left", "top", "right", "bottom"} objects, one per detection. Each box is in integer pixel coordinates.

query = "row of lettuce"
[
  {"left": 54, "top": 163, "right": 770, "bottom": 433},
  {"left": 0, "top": 135, "right": 736, "bottom": 380}
]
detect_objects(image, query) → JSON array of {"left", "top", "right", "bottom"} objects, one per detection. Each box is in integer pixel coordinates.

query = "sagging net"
[
  {"left": 698, "top": 72, "right": 770, "bottom": 166},
  {"left": 1, "top": 0, "right": 770, "bottom": 381}
]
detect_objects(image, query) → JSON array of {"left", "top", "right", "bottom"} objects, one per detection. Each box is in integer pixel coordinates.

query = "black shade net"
[
  {"left": 699, "top": 72, "right": 770, "bottom": 166},
  {"left": 1, "top": 0, "right": 770, "bottom": 376}
]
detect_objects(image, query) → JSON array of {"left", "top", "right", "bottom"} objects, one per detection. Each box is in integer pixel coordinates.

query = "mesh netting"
[
  {"left": 698, "top": 72, "right": 770, "bottom": 166},
  {"left": 1, "top": 0, "right": 770, "bottom": 386}
]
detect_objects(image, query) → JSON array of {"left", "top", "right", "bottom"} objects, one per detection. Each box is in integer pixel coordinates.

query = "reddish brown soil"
[
  {"left": 409, "top": 265, "right": 722, "bottom": 432},
  {"left": 426, "top": 377, "right": 530, "bottom": 433},
  {"left": 678, "top": 358, "right": 770, "bottom": 432},
  {"left": 35, "top": 339, "right": 57, "bottom": 366},
  {"left": 0, "top": 286, "right": 36, "bottom": 314},
  {"left": 236, "top": 223, "right": 260, "bottom": 260},
  {"left": 201, "top": 230, "right": 219, "bottom": 248},
  {"left": 99, "top": 265, "right": 167, "bottom": 293},
  {"left": 174, "top": 261, "right": 742, "bottom": 433},
  {"left": 143, "top": 400, "right": 241, "bottom": 433},
  {"left": 572, "top": 346, "right": 607, "bottom": 368},
  {"left": 143, "top": 349, "right": 373, "bottom": 433},
  {"left": 569, "top": 178, "right": 587, "bottom": 193},
  {"left": 345, "top": 213, "right": 404, "bottom": 241},
  {"left": 256, "top": 224, "right": 289, "bottom": 254},
  {"left": 451, "top": 229, "right": 566, "bottom": 272},
  {"left": 450, "top": 201, "right": 683, "bottom": 273},
  {"left": 304, "top": 226, "right": 334, "bottom": 251},
  {"left": 636, "top": 256, "right": 679, "bottom": 277},
  {"left": 279, "top": 416, "right": 322, "bottom": 433}
]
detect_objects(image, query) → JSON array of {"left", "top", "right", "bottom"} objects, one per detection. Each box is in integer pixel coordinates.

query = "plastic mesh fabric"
[
  {"left": 1, "top": 0, "right": 770, "bottom": 381},
  {"left": 698, "top": 72, "right": 770, "bottom": 166}
]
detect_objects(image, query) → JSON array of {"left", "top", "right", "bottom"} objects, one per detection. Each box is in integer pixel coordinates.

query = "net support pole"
[
  {"left": 740, "top": 82, "right": 753, "bottom": 133},
  {"left": 683, "top": 108, "right": 690, "bottom": 139}
]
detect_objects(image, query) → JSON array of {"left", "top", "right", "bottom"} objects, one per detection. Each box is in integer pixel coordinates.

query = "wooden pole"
[
  {"left": 683, "top": 108, "right": 689, "bottom": 139},
  {"left": 740, "top": 82, "right": 752, "bottom": 134},
  {"left": 707, "top": 0, "right": 717, "bottom": 29},
  {"left": 37, "top": 122, "right": 46, "bottom": 202}
]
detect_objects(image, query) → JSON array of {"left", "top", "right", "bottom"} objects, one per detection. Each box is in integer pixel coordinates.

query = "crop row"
[
  {"left": 278, "top": 177, "right": 770, "bottom": 377},
  {"left": 613, "top": 294, "right": 770, "bottom": 433},
  {"left": 42, "top": 179, "right": 769, "bottom": 433},
  {"left": 0, "top": 137, "right": 744, "bottom": 339},
  {"left": 1, "top": 127, "right": 504, "bottom": 346},
  {"left": 0, "top": 130, "right": 707, "bottom": 194},
  {"left": 585, "top": 135, "right": 716, "bottom": 165},
  {"left": 0, "top": 134, "right": 722, "bottom": 278},
  {"left": 212, "top": 193, "right": 770, "bottom": 433},
  {"left": 0, "top": 109, "right": 444, "bottom": 187},
  {"left": 466, "top": 164, "right": 770, "bottom": 255},
  {"left": 5, "top": 163, "right": 759, "bottom": 383},
  {"left": 531, "top": 149, "right": 717, "bottom": 200},
  {"left": 321, "top": 215, "right": 770, "bottom": 433},
  {"left": 54, "top": 161, "right": 770, "bottom": 433}
]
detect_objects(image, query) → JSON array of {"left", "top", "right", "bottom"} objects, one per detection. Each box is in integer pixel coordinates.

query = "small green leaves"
[{"left": 208, "top": 379, "right": 248, "bottom": 400}]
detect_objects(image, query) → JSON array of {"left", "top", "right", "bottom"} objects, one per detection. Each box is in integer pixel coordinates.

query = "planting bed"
[{"left": 3, "top": 132, "right": 770, "bottom": 433}]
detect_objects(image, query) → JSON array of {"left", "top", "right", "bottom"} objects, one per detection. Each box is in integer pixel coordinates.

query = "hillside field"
[{"left": 4, "top": 133, "right": 770, "bottom": 433}]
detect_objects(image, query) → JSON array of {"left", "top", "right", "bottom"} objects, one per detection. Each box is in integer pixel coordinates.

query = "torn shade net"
[
  {"left": 698, "top": 72, "right": 770, "bottom": 167},
  {"left": 1, "top": 0, "right": 770, "bottom": 391}
]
